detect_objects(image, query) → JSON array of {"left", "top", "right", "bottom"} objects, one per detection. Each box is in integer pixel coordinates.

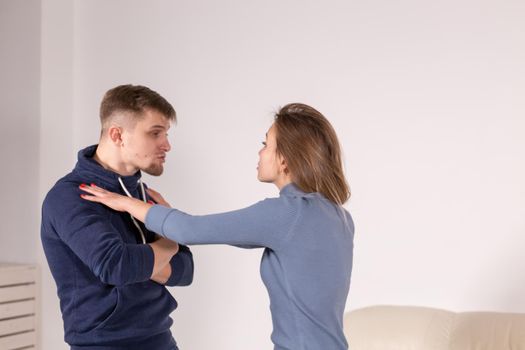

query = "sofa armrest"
[
  {"left": 344, "top": 305, "right": 454, "bottom": 350},
  {"left": 450, "top": 312, "right": 525, "bottom": 350}
]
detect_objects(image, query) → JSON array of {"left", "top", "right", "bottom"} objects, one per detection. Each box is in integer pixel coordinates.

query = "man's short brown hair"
[{"left": 99, "top": 84, "right": 176, "bottom": 133}]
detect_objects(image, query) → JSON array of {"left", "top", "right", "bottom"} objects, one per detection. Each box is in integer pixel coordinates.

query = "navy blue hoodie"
[{"left": 41, "top": 145, "right": 194, "bottom": 350}]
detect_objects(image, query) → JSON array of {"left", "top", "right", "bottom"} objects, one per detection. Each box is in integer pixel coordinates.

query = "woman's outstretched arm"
[
  {"left": 144, "top": 196, "right": 299, "bottom": 250},
  {"left": 80, "top": 183, "right": 300, "bottom": 250}
]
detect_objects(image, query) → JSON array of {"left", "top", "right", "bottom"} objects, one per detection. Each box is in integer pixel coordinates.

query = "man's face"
[{"left": 121, "top": 109, "right": 171, "bottom": 176}]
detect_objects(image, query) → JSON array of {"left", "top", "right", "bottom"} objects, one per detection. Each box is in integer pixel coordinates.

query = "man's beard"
[{"left": 143, "top": 164, "right": 164, "bottom": 176}]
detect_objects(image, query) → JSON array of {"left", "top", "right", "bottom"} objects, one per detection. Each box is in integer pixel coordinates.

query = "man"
[{"left": 41, "top": 84, "right": 193, "bottom": 350}]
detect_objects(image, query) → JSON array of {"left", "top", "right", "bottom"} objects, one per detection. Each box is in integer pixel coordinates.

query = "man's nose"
[{"left": 162, "top": 138, "right": 171, "bottom": 152}]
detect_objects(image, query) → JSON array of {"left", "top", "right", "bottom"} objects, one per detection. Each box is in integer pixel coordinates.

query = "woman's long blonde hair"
[{"left": 274, "top": 103, "right": 350, "bottom": 205}]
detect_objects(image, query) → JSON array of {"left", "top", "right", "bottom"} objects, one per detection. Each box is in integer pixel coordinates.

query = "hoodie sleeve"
[
  {"left": 43, "top": 183, "right": 154, "bottom": 286},
  {"left": 165, "top": 245, "right": 194, "bottom": 286},
  {"left": 145, "top": 197, "right": 301, "bottom": 250}
]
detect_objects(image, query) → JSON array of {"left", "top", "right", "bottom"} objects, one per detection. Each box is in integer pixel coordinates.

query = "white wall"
[
  {"left": 2, "top": 0, "right": 524, "bottom": 349},
  {"left": 70, "top": 1, "right": 525, "bottom": 349},
  {"left": 0, "top": 0, "right": 40, "bottom": 264},
  {"left": 39, "top": 0, "right": 75, "bottom": 349}
]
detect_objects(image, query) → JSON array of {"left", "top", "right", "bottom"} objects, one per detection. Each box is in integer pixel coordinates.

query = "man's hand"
[
  {"left": 151, "top": 236, "right": 179, "bottom": 256},
  {"left": 149, "top": 237, "right": 179, "bottom": 282},
  {"left": 151, "top": 264, "right": 173, "bottom": 285}
]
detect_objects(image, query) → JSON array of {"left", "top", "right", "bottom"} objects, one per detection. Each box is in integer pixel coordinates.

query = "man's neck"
[{"left": 94, "top": 142, "right": 138, "bottom": 177}]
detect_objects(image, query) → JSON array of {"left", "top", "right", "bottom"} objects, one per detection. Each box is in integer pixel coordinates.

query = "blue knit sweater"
[
  {"left": 41, "top": 145, "right": 194, "bottom": 350},
  {"left": 146, "top": 183, "right": 354, "bottom": 350}
]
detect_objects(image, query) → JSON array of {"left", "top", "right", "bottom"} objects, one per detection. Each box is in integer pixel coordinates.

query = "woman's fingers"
[
  {"left": 146, "top": 188, "right": 162, "bottom": 201},
  {"left": 80, "top": 194, "right": 101, "bottom": 202},
  {"left": 79, "top": 184, "right": 101, "bottom": 195},
  {"left": 79, "top": 184, "right": 95, "bottom": 193},
  {"left": 146, "top": 187, "right": 159, "bottom": 196},
  {"left": 77, "top": 183, "right": 131, "bottom": 212},
  {"left": 146, "top": 188, "right": 171, "bottom": 207},
  {"left": 79, "top": 184, "right": 110, "bottom": 201}
]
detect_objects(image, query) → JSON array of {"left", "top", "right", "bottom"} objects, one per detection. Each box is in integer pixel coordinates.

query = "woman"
[{"left": 80, "top": 103, "right": 354, "bottom": 350}]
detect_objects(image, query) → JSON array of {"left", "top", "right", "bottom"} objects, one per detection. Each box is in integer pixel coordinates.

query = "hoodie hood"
[{"left": 73, "top": 144, "right": 142, "bottom": 191}]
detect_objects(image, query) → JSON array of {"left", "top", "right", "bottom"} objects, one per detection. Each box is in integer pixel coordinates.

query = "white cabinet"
[{"left": 0, "top": 264, "right": 39, "bottom": 350}]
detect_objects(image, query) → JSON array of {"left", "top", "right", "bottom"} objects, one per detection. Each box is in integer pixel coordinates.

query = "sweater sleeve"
[
  {"left": 44, "top": 184, "right": 154, "bottom": 286},
  {"left": 145, "top": 197, "right": 300, "bottom": 250}
]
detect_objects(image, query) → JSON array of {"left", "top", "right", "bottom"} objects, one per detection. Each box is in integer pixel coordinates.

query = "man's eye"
[{"left": 262, "top": 141, "right": 267, "bottom": 146}]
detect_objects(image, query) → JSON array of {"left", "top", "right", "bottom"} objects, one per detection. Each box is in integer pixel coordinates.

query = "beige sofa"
[{"left": 343, "top": 305, "right": 525, "bottom": 350}]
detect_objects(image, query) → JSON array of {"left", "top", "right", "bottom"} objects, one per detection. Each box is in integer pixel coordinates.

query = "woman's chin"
[{"left": 257, "top": 176, "right": 273, "bottom": 184}]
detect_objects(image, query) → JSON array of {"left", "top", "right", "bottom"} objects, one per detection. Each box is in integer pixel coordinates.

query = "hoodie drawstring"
[{"left": 118, "top": 177, "right": 147, "bottom": 244}]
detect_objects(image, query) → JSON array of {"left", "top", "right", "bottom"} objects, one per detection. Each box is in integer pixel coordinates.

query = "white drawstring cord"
[{"left": 118, "top": 177, "right": 147, "bottom": 244}]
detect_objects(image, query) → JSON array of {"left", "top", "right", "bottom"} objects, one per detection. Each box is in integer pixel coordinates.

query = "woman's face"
[{"left": 257, "top": 124, "right": 284, "bottom": 183}]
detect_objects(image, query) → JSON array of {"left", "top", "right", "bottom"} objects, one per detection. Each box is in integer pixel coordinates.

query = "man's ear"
[{"left": 107, "top": 125, "right": 124, "bottom": 146}]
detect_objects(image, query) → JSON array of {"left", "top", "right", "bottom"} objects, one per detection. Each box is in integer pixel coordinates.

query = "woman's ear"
[{"left": 278, "top": 155, "right": 289, "bottom": 175}]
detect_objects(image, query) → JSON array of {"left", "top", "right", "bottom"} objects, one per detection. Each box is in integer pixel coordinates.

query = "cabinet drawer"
[
  {"left": 0, "top": 315, "right": 36, "bottom": 337},
  {"left": 0, "top": 266, "right": 37, "bottom": 286},
  {"left": 0, "top": 263, "right": 39, "bottom": 349},
  {"left": 0, "top": 330, "right": 36, "bottom": 349},
  {"left": 0, "top": 300, "right": 36, "bottom": 319},
  {"left": 0, "top": 284, "right": 36, "bottom": 303}
]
